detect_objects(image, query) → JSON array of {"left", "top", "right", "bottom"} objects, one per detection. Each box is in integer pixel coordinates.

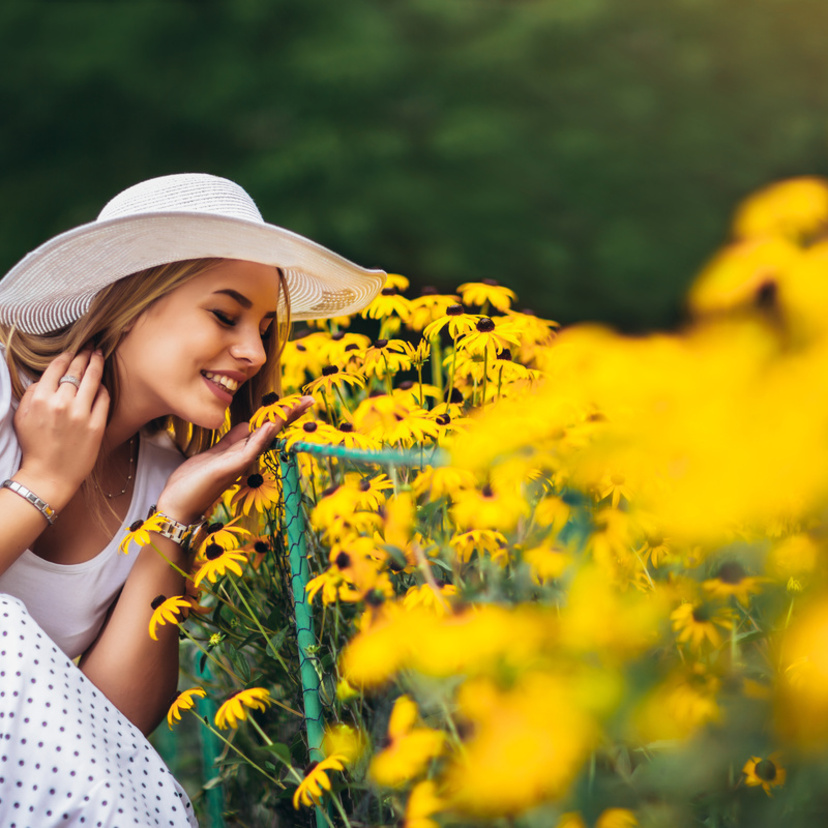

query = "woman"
[{"left": 0, "top": 173, "right": 384, "bottom": 826}]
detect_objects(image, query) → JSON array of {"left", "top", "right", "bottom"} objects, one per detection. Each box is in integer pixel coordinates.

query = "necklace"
[{"left": 105, "top": 435, "right": 138, "bottom": 499}]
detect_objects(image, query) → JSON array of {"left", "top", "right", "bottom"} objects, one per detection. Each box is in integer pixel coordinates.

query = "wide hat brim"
[{"left": 0, "top": 210, "right": 386, "bottom": 335}]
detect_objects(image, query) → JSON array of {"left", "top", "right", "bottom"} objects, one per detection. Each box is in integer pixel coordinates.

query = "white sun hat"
[{"left": 0, "top": 172, "right": 386, "bottom": 335}]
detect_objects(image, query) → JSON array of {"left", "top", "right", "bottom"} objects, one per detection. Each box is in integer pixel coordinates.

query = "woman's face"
[{"left": 114, "top": 259, "right": 279, "bottom": 430}]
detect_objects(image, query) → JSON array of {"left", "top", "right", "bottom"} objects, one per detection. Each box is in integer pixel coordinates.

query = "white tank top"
[{"left": 0, "top": 358, "right": 184, "bottom": 658}]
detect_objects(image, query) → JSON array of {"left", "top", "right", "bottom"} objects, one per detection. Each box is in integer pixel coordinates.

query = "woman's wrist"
[{"left": 12, "top": 467, "right": 80, "bottom": 514}]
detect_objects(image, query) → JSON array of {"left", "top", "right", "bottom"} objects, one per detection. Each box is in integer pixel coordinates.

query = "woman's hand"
[
  {"left": 155, "top": 395, "right": 314, "bottom": 524},
  {"left": 13, "top": 349, "right": 109, "bottom": 509}
]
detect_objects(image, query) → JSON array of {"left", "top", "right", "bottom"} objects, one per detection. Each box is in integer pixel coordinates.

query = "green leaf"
[
  {"left": 262, "top": 742, "right": 292, "bottom": 766},
  {"left": 202, "top": 776, "right": 224, "bottom": 790}
]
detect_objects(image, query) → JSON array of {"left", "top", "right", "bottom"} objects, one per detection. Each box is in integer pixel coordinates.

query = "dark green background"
[{"left": 2, "top": 0, "right": 827, "bottom": 330}]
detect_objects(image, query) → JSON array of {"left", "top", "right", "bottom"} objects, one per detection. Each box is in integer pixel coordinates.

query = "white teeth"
[{"left": 203, "top": 372, "right": 240, "bottom": 393}]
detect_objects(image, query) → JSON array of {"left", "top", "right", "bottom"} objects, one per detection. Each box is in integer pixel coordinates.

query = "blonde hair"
[{"left": 0, "top": 256, "right": 290, "bottom": 460}]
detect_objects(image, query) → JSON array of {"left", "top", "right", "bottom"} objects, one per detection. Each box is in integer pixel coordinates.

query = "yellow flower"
[
  {"left": 369, "top": 696, "right": 445, "bottom": 788},
  {"left": 249, "top": 391, "right": 311, "bottom": 430},
  {"left": 733, "top": 176, "right": 828, "bottom": 242},
  {"left": 457, "top": 316, "right": 521, "bottom": 359},
  {"left": 703, "top": 562, "right": 767, "bottom": 606},
  {"left": 457, "top": 279, "right": 517, "bottom": 312},
  {"left": 323, "top": 724, "right": 368, "bottom": 764},
  {"left": 404, "top": 780, "right": 442, "bottom": 828},
  {"left": 292, "top": 754, "right": 349, "bottom": 809},
  {"left": 231, "top": 470, "right": 281, "bottom": 516},
  {"left": 360, "top": 287, "right": 413, "bottom": 323},
  {"left": 283, "top": 419, "right": 343, "bottom": 450},
  {"left": 119, "top": 513, "right": 165, "bottom": 555},
  {"left": 523, "top": 542, "right": 570, "bottom": 583},
  {"left": 670, "top": 602, "right": 733, "bottom": 651},
  {"left": 423, "top": 305, "right": 481, "bottom": 340},
  {"left": 449, "top": 529, "right": 509, "bottom": 565},
  {"left": 598, "top": 471, "right": 634, "bottom": 509},
  {"left": 303, "top": 364, "right": 365, "bottom": 398},
  {"left": 742, "top": 754, "right": 786, "bottom": 796},
  {"left": 596, "top": 808, "right": 639, "bottom": 828},
  {"left": 148, "top": 594, "right": 191, "bottom": 641},
  {"left": 195, "top": 517, "right": 250, "bottom": 559},
  {"left": 385, "top": 273, "right": 410, "bottom": 291},
  {"left": 193, "top": 544, "right": 251, "bottom": 587},
  {"left": 362, "top": 338, "right": 415, "bottom": 378},
  {"left": 408, "top": 289, "right": 461, "bottom": 331},
  {"left": 403, "top": 583, "right": 458, "bottom": 616},
  {"left": 167, "top": 687, "right": 207, "bottom": 729},
  {"left": 214, "top": 687, "right": 273, "bottom": 729},
  {"left": 412, "top": 465, "right": 478, "bottom": 502},
  {"left": 450, "top": 483, "right": 528, "bottom": 532}
]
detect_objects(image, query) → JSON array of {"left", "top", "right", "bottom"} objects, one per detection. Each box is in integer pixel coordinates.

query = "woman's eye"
[{"left": 212, "top": 310, "right": 236, "bottom": 327}]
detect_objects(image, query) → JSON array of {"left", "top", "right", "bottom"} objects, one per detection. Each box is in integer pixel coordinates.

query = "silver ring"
[{"left": 58, "top": 375, "right": 81, "bottom": 390}]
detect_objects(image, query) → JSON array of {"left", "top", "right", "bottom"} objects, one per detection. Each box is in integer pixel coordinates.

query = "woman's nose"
[{"left": 230, "top": 326, "right": 267, "bottom": 368}]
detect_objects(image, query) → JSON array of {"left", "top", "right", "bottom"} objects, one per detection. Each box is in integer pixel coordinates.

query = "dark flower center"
[
  {"left": 755, "top": 280, "right": 778, "bottom": 309},
  {"left": 398, "top": 380, "right": 414, "bottom": 390},
  {"left": 322, "top": 365, "right": 339, "bottom": 376},
  {"left": 498, "top": 348, "right": 512, "bottom": 361},
  {"left": 151, "top": 594, "right": 167, "bottom": 609},
  {"left": 476, "top": 317, "right": 495, "bottom": 332},
  {"left": 365, "top": 589, "right": 386, "bottom": 607},
  {"left": 331, "top": 331, "right": 345, "bottom": 341},
  {"left": 261, "top": 391, "right": 280, "bottom": 406},
  {"left": 129, "top": 519, "right": 144, "bottom": 532},
  {"left": 446, "top": 304, "right": 464, "bottom": 316},
  {"left": 247, "top": 473, "right": 264, "bottom": 488},
  {"left": 303, "top": 422, "right": 318, "bottom": 433},
  {"left": 335, "top": 552, "right": 351, "bottom": 569},
  {"left": 205, "top": 543, "right": 224, "bottom": 561},
  {"left": 374, "top": 339, "right": 388, "bottom": 348},
  {"left": 447, "top": 388, "right": 464, "bottom": 404},
  {"left": 344, "top": 343, "right": 359, "bottom": 352},
  {"left": 435, "top": 414, "right": 451, "bottom": 426},
  {"left": 359, "top": 479, "right": 372, "bottom": 492},
  {"left": 206, "top": 522, "right": 224, "bottom": 534},
  {"left": 339, "top": 422, "right": 354, "bottom": 433},
  {"left": 381, "top": 287, "right": 398, "bottom": 296},
  {"left": 481, "top": 484, "right": 494, "bottom": 498},
  {"left": 755, "top": 759, "right": 777, "bottom": 781},
  {"left": 321, "top": 485, "right": 340, "bottom": 498},
  {"left": 296, "top": 343, "right": 307, "bottom": 352},
  {"left": 718, "top": 562, "right": 746, "bottom": 584},
  {"left": 254, "top": 541, "right": 269, "bottom": 555},
  {"left": 692, "top": 605, "right": 711, "bottom": 623},
  {"left": 481, "top": 278, "right": 499, "bottom": 286}
]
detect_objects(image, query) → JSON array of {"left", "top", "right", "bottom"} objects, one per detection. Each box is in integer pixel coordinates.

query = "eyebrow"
[{"left": 213, "top": 289, "right": 277, "bottom": 319}]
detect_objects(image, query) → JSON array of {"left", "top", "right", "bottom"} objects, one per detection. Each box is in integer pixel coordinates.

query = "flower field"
[{"left": 143, "top": 177, "right": 828, "bottom": 827}]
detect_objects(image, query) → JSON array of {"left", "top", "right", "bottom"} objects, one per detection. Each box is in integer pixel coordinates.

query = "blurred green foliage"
[{"left": 2, "top": 0, "right": 828, "bottom": 329}]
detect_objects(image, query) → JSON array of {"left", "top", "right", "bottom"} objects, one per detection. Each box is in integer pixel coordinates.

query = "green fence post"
[
  {"left": 279, "top": 449, "right": 327, "bottom": 828},
  {"left": 195, "top": 654, "right": 227, "bottom": 828}
]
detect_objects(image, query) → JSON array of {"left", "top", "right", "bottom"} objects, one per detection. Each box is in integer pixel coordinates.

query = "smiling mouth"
[{"left": 202, "top": 371, "right": 240, "bottom": 394}]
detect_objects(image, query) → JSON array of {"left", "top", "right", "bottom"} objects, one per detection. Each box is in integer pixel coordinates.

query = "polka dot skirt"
[{"left": 0, "top": 595, "right": 198, "bottom": 827}]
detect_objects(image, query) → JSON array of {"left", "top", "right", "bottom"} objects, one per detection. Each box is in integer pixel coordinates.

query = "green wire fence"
[{"left": 191, "top": 438, "right": 440, "bottom": 828}]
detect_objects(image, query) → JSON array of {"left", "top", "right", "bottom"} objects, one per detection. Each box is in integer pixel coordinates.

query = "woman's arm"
[
  {"left": 79, "top": 403, "right": 312, "bottom": 735},
  {"left": 0, "top": 350, "right": 108, "bottom": 577}
]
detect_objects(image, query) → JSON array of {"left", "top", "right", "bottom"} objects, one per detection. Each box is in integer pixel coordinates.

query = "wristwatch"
[{"left": 148, "top": 506, "right": 203, "bottom": 547}]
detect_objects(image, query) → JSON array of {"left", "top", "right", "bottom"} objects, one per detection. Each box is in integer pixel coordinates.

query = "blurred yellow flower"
[
  {"left": 451, "top": 482, "right": 528, "bottom": 532},
  {"left": 742, "top": 754, "right": 786, "bottom": 796},
  {"left": 323, "top": 724, "right": 368, "bottom": 764},
  {"left": 457, "top": 279, "right": 517, "bottom": 312},
  {"left": 671, "top": 601, "right": 733, "bottom": 651},
  {"left": 369, "top": 695, "right": 445, "bottom": 788},
  {"left": 596, "top": 808, "right": 638, "bottom": 828},
  {"left": 403, "top": 780, "right": 442, "bottom": 828},
  {"left": 733, "top": 176, "right": 828, "bottom": 242},
  {"left": 408, "top": 289, "right": 461, "bottom": 331},
  {"left": 703, "top": 562, "right": 767, "bottom": 606}
]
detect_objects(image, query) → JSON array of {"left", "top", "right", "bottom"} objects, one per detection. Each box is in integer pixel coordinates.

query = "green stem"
[
  {"left": 192, "top": 710, "right": 285, "bottom": 788},
  {"left": 429, "top": 334, "right": 444, "bottom": 397},
  {"left": 481, "top": 348, "right": 489, "bottom": 406},
  {"left": 248, "top": 713, "right": 274, "bottom": 746},
  {"left": 231, "top": 578, "right": 292, "bottom": 674},
  {"left": 179, "top": 625, "right": 244, "bottom": 684}
]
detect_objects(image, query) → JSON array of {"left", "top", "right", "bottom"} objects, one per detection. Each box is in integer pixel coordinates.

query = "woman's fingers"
[
  {"left": 74, "top": 351, "right": 106, "bottom": 409},
  {"left": 38, "top": 350, "right": 76, "bottom": 392}
]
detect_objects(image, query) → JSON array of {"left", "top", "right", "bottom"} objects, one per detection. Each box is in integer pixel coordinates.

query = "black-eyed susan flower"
[
  {"left": 742, "top": 754, "right": 786, "bottom": 796},
  {"left": 193, "top": 544, "right": 252, "bottom": 587},
  {"left": 119, "top": 513, "right": 165, "bottom": 555},
  {"left": 303, "top": 364, "right": 365, "bottom": 399},
  {"left": 322, "top": 724, "right": 368, "bottom": 764},
  {"left": 402, "top": 583, "right": 457, "bottom": 617},
  {"left": 369, "top": 695, "right": 445, "bottom": 788},
  {"left": 167, "top": 687, "right": 207, "bottom": 729},
  {"left": 599, "top": 472, "right": 634, "bottom": 509},
  {"left": 457, "top": 278, "right": 517, "bottom": 312},
  {"left": 331, "top": 420, "right": 382, "bottom": 451},
  {"left": 214, "top": 687, "right": 273, "bottom": 730},
  {"left": 408, "top": 288, "right": 461, "bottom": 332},
  {"left": 457, "top": 316, "right": 521, "bottom": 359},
  {"left": 449, "top": 529, "right": 509, "bottom": 565},
  {"left": 292, "top": 754, "right": 349, "bottom": 809},
  {"left": 423, "top": 304, "right": 480, "bottom": 340},
  {"left": 148, "top": 594, "right": 192, "bottom": 641},
  {"left": 703, "top": 562, "right": 767, "bottom": 606},
  {"left": 360, "top": 286, "right": 413, "bottom": 323},
  {"left": 412, "top": 465, "right": 477, "bottom": 502},
  {"left": 362, "top": 338, "right": 415, "bottom": 378},
  {"left": 352, "top": 393, "right": 412, "bottom": 437},
  {"left": 670, "top": 601, "right": 733, "bottom": 651},
  {"left": 249, "top": 391, "right": 312, "bottom": 430},
  {"left": 231, "top": 470, "right": 281, "bottom": 516},
  {"left": 451, "top": 483, "right": 528, "bottom": 532},
  {"left": 347, "top": 472, "right": 394, "bottom": 511},
  {"left": 195, "top": 517, "right": 250, "bottom": 559}
]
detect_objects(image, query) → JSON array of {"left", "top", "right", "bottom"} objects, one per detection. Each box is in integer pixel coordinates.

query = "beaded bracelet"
[{"left": 2, "top": 479, "right": 57, "bottom": 525}]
